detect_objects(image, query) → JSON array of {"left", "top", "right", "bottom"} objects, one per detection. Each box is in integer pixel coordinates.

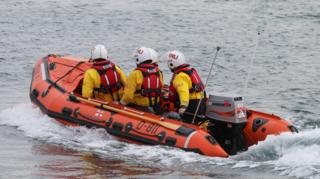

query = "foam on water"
[
  {"left": 0, "top": 103, "right": 216, "bottom": 166},
  {"left": 1, "top": 103, "right": 319, "bottom": 178},
  {"left": 232, "top": 129, "right": 320, "bottom": 178}
]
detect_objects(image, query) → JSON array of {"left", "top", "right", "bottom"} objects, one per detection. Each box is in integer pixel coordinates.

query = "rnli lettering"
[
  {"left": 136, "top": 121, "right": 160, "bottom": 134},
  {"left": 169, "top": 53, "right": 178, "bottom": 60},
  {"left": 137, "top": 48, "right": 144, "bottom": 54}
]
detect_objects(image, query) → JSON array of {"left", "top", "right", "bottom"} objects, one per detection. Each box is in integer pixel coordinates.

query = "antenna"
[{"left": 241, "top": 0, "right": 267, "bottom": 105}]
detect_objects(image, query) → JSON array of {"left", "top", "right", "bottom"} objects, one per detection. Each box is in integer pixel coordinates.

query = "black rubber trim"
[
  {"left": 105, "top": 118, "right": 113, "bottom": 127},
  {"left": 252, "top": 118, "right": 268, "bottom": 132},
  {"left": 125, "top": 122, "right": 133, "bottom": 133},
  {"left": 165, "top": 137, "right": 177, "bottom": 146},
  {"left": 288, "top": 125, "right": 299, "bottom": 133},
  {"left": 206, "top": 135, "right": 217, "bottom": 145},
  {"left": 69, "top": 95, "right": 80, "bottom": 103},
  {"left": 62, "top": 107, "right": 73, "bottom": 116},
  {"left": 32, "top": 89, "right": 39, "bottom": 97},
  {"left": 41, "top": 89, "right": 49, "bottom": 97},
  {"left": 49, "top": 62, "right": 56, "bottom": 70},
  {"left": 112, "top": 122, "right": 124, "bottom": 131},
  {"left": 157, "top": 131, "right": 166, "bottom": 141},
  {"left": 175, "top": 125, "right": 195, "bottom": 137}
]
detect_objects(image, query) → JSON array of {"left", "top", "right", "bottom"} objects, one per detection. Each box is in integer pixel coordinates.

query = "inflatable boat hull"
[{"left": 29, "top": 55, "right": 295, "bottom": 157}]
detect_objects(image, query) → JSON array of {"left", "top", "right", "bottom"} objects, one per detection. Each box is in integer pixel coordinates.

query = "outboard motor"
[{"left": 206, "top": 94, "right": 248, "bottom": 155}]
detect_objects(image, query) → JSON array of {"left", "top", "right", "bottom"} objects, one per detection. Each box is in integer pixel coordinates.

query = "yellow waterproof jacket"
[
  {"left": 171, "top": 72, "right": 203, "bottom": 107},
  {"left": 121, "top": 69, "right": 163, "bottom": 107},
  {"left": 82, "top": 66, "right": 126, "bottom": 102}
]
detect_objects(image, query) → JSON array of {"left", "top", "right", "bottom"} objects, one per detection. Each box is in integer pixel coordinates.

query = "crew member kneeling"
[
  {"left": 164, "top": 50, "right": 206, "bottom": 123},
  {"left": 82, "top": 44, "right": 126, "bottom": 102},
  {"left": 120, "top": 47, "right": 163, "bottom": 113}
]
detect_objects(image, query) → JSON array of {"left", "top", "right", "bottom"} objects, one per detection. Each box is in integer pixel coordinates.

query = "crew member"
[
  {"left": 120, "top": 47, "right": 163, "bottom": 113},
  {"left": 82, "top": 44, "right": 126, "bottom": 102},
  {"left": 164, "top": 50, "right": 206, "bottom": 123}
]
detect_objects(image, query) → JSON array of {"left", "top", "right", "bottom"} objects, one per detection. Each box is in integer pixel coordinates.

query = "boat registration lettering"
[{"left": 136, "top": 121, "right": 160, "bottom": 134}]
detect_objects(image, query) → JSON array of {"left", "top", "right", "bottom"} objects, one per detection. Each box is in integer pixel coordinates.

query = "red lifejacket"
[
  {"left": 135, "top": 63, "right": 162, "bottom": 98},
  {"left": 169, "top": 64, "right": 205, "bottom": 101},
  {"left": 92, "top": 60, "right": 122, "bottom": 94}
]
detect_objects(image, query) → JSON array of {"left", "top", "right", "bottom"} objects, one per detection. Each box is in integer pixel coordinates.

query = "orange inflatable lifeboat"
[{"left": 29, "top": 55, "right": 298, "bottom": 157}]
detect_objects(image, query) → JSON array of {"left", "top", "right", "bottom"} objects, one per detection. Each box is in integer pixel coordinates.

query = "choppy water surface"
[{"left": 0, "top": 0, "right": 319, "bottom": 178}]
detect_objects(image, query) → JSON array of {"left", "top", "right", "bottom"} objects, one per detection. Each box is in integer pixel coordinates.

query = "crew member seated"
[
  {"left": 164, "top": 50, "right": 206, "bottom": 124},
  {"left": 82, "top": 44, "right": 127, "bottom": 102},
  {"left": 120, "top": 47, "right": 163, "bottom": 113}
]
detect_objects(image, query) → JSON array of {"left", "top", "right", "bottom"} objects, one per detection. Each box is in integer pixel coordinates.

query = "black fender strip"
[
  {"left": 30, "top": 92, "right": 160, "bottom": 145},
  {"left": 30, "top": 92, "right": 204, "bottom": 154},
  {"left": 175, "top": 125, "right": 195, "bottom": 137}
]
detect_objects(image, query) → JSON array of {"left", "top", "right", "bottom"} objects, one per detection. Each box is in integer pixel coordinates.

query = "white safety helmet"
[
  {"left": 91, "top": 44, "right": 108, "bottom": 61},
  {"left": 133, "top": 46, "right": 152, "bottom": 65},
  {"left": 165, "top": 50, "right": 186, "bottom": 70},
  {"left": 148, "top": 48, "right": 159, "bottom": 64}
]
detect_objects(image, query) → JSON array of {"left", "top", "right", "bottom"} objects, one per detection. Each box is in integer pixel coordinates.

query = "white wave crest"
[{"left": 233, "top": 129, "right": 320, "bottom": 178}]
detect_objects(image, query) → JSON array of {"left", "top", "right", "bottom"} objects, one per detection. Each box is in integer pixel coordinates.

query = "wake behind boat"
[{"left": 29, "top": 55, "right": 298, "bottom": 157}]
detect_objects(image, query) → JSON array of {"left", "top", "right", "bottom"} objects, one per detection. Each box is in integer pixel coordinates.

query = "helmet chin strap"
[
  {"left": 137, "top": 59, "right": 153, "bottom": 67},
  {"left": 171, "top": 64, "right": 189, "bottom": 72}
]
